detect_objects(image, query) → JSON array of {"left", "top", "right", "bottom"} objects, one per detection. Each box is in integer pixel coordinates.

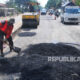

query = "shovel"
[
  {"left": 0, "top": 39, "right": 21, "bottom": 54},
  {"left": 13, "top": 46, "right": 21, "bottom": 54},
  {"left": 5, "top": 42, "right": 21, "bottom": 54}
]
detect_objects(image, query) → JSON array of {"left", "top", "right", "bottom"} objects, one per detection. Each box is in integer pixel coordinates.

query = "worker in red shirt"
[{"left": 0, "top": 19, "right": 15, "bottom": 57}]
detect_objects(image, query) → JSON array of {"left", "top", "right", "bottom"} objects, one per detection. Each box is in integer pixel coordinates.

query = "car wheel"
[
  {"left": 75, "top": 23, "right": 79, "bottom": 25},
  {"left": 62, "top": 18, "right": 64, "bottom": 24},
  {"left": 61, "top": 18, "right": 63, "bottom": 23}
]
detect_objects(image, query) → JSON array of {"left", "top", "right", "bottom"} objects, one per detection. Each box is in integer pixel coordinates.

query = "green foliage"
[
  {"left": 6, "top": 0, "right": 31, "bottom": 8},
  {"left": 6, "top": 0, "right": 39, "bottom": 12},
  {"left": 46, "top": 0, "right": 61, "bottom": 9},
  {"left": 76, "top": 0, "right": 80, "bottom": 6},
  {"left": 70, "top": 0, "right": 80, "bottom": 6},
  {"left": 46, "top": 0, "right": 80, "bottom": 9}
]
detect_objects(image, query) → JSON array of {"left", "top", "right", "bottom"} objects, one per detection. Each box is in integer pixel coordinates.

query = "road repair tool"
[
  {"left": 5, "top": 40, "right": 21, "bottom": 54},
  {"left": 0, "top": 40, "right": 21, "bottom": 62},
  {"left": 13, "top": 46, "right": 21, "bottom": 54},
  {"left": 1, "top": 39, "right": 21, "bottom": 54}
]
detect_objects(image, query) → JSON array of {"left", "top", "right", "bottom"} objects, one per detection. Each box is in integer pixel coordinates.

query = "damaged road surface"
[
  {"left": 0, "top": 15, "right": 80, "bottom": 80},
  {"left": 1, "top": 43, "right": 80, "bottom": 80}
]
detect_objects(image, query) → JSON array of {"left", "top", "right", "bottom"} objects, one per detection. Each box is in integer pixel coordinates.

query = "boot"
[
  {"left": 1, "top": 54, "right": 4, "bottom": 57},
  {"left": 1, "top": 52, "right": 4, "bottom": 57},
  {"left": 0, "top": 49, "right": 4, "bottom": 57}
]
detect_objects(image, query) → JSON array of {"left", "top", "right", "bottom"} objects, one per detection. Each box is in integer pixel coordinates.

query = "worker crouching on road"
[{"left": 0, "top": 19, "right": 15, "bottom": 57}]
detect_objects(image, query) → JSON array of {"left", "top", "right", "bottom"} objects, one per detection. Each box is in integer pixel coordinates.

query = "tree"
[
  {"left": 45, "top": 0, "right": 61, "bottom": 9},
  {"left": 70, "top": 0, "right": 80, "bottom": 6},
  {"left": 6, "top": 0, "right": 38, "bottom": 12},
  {"left": 76, "top": 0, "right": 80, "bottom": 6},
  {"left": 6, "top": 0, "right": 30, "bottom": 8}
]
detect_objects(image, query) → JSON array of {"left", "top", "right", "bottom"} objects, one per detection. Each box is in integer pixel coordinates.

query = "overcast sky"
[
  {"left": 0, "top": 0, "right": 48, "bottom": 7},
  {"left": 0, "top": 0, "right": 8, "bottom": 3},
  {"left": 38, "top": 0, "right": 48, "bottom": 7}
]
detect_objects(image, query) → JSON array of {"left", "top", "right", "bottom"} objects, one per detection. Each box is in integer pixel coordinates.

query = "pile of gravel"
[
  {"left": 23, "top": 43, "right": 80, "bottom": 56},
  {"left": 20, "top": 43, "right": 80, "bottom": 80},
  {"left": 0, "top": 43, "right": 80, "bottom": 80},
  {"left": 20, "top": 54, "right": 80, "bottom": 80}
]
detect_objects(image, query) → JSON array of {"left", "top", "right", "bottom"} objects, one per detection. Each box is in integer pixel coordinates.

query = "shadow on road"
[
  {"left": 0, "top": 43, "right": 80, "bottom": 80},
  {"left": 63, "top": 23, "right": 79, "bottom": 25},
  {"left": 21, "top": 28, "right": 37, "bottom": 31},
  {"left": 21, "top": 25, "right": 38, "bottom": 29},
  {"left": 41, "top": 18, "right": 55, "bottom": 20},
  {"left": 18, "top": 32, "right": 36, "bottom": 37},
  {"left": 22, "top": 28, "right": 32, "bottom": 31}
]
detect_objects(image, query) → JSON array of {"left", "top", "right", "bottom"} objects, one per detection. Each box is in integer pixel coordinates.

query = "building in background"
[
  {"left": 0, "top": 3, "right": 6, "bottom": 8},
  {"left": 0, "top": 3, "right": 17, "bottom": 17}
]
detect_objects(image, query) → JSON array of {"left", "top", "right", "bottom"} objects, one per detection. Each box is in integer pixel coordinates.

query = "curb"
[
  {"left": 12, "top": 21, "right": 22, "bottom": 38},
  {"left": 12, "top": 26, "right": 21, "bottom": 39}
]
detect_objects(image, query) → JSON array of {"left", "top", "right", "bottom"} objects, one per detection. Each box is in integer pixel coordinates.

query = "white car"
[{"left": 61, "top": 6, "right": 80, "bottom": 24}]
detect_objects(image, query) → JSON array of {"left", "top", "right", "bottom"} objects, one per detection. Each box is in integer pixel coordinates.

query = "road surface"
[
  {"left": 1, "top": 15, "right": 80, "bottom": 80},
  {"left": 5, "top": 15, "right": 80, "bottom": 57}
]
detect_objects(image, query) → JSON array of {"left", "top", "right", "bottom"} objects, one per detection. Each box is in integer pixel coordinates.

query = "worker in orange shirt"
[{"left": 0, "top": 19, "right": 15, "bottom": 57}]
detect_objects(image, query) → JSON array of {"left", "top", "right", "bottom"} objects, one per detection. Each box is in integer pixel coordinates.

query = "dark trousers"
[
  {"left": 0, "top": 31, "right": 13, "bottom": 54},
  {"left": 0, "top": 31, "right": 4, "bottom": 54},
  {"left": 7, "top": 36, "right": 13, "bottom": 50}
]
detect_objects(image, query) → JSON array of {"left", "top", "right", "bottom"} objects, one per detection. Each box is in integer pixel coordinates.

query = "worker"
[
  {"left": 55, "top": 10, "right": 60, "bottom": 18},
  {"left": 29, "top": 4, "right": 35, "bottom": 12},
  {"left": 0, "top": 19, "right": 15, "bottom": 57}
]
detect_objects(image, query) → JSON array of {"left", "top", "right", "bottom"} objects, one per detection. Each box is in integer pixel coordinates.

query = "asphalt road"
[
  {"left": 13, "top": 15, "right": 80, "bottom": 49},
  {"left": 5, "top": 14, "right": 80, "bottom": 57},
  {"left": 1, "top": 15, "right": 80, "bottom": 80}
]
